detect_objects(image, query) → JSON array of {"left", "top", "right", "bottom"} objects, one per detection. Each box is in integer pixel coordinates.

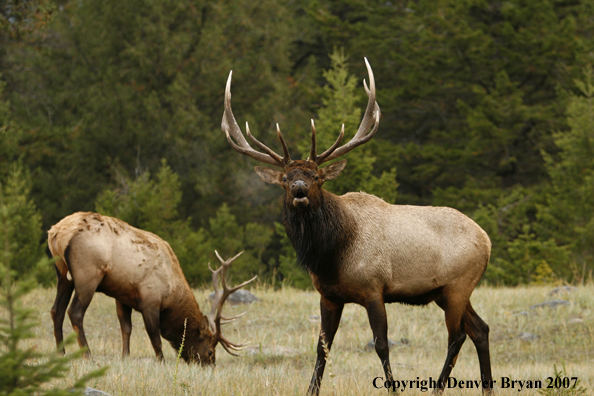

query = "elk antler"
[
  {"left": 310, "top": 58, "right": 381, "bottom": 165},
  {"left": 222, "top": 72, "right": 292, "bottom": 168},
  {"left": 208, "top": 250, "right": 257, "bottom": 356}
]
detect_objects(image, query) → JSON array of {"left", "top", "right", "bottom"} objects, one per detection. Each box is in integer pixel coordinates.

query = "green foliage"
[
  {"left": 96, "top": 159, "right": 185, "bottom": 235},
  {"left": 303, "top": 0, "right": 581, "bottom": 197},
  {"left": 489, "top": 225, "right": 568, "bottom": 285},
  {"left": 172, "top": 318, "right": 187, "bottom": 388},
  {"left": 0, "top": 78, "right": 20, "bottom": 182},
  {"left": 535, "top": 66, "right": 594, "bottom": 281},
  {"left": 11, "top": 0, "right": 301, "bottom": 230},
  {"left": 0, "top": 164, "right": 48, "bottom": 286},
  {"left": 206, "top": 203, "right": 273, "bottom": 282},
  {"left": 299, "top": 48, "right": 398, "bottom": 203},
  {"left": 472, "top": 66, "right": 594, "bottom": 285},
  {"left": 0, "top": 187, "right": 106, "bottom": 395},
  {"left": 3, "top": 0, "right": 594, "bottom": 285},
  {"left": 537, "top": 363, "right": 587, "bottom": 396}
]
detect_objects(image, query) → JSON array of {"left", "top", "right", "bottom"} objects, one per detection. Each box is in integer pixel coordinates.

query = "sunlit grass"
[{"left": 15, "top": 284, "right": 594, "bottom": 395}]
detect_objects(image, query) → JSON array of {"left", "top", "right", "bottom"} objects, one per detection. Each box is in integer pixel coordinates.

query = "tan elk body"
[
  {"left": 222, "top": 59, "right": 493, "bottom": 394},
  {"left": 48, "top": 212, "right": 254, "bottom": 364},
  {"left": 305, "top": 193, "right": 490, "bottom": 304}
]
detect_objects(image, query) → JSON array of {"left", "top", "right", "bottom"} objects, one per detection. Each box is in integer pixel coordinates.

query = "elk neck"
[
  {"left": 158, "top": 286, "right": 208, "bottom": 350},
  {"left": 282, "top": 189, "right": 357, "bottom": 280}
]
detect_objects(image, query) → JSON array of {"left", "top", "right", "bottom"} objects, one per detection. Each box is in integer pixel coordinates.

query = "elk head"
[
  {"left": 221, "top": 59, "right": 380, "bottom": 207},
  {"left": 186, "top": 251, "right": 256, "bottom": 365}
]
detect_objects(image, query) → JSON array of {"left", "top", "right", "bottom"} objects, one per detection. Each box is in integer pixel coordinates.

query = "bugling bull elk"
[
  {"left": 48, "top": 212, "right": 255, "bottom": 364},
  {"left": 222, "top": 59, "right": 493, "bottom": 394}
]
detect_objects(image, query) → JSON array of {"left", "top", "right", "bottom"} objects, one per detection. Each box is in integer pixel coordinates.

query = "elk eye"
[
  {"left": 282, "top": 176, "right": 287, "bottom": 182},
  {"left": 314, "top": 175, "right": 319, "bottom": 181},
  {"left": 208, "top": 350, "right": 213, "bottom": 357}
]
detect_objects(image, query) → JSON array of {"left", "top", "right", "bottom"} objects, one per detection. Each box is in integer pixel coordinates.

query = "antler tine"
[
  {"left": 309, "top": 120, "right": 317, "bottom": 161},
  {"left": 215, "top": 249, "right": 244, "bottom": 265},
  {"left": 277, "top": 124, "right": 292, "bottom": 164},
  {"left": 246, "top": 123, "right": 284, "bottom": 164},
  {"left": 207, "top": 261, "right": 222, "bottom": 333},
  {"left": 316, "top": 58, "right": 381, "bottom": 165},
  {"left": 220, "top": 311, "right": 248, "bottom": 324},
  {"left": 314, "top": 124, "right": 345, "bottom": 164},
  {"left": 208, "top": 250, "right": 256, "bottom": 356},
  {"left": 219, "top": 335, "right": 251, "bottom": 356},
  {"left": 222, "top": 71, "right": 286, "bottom": 168}
]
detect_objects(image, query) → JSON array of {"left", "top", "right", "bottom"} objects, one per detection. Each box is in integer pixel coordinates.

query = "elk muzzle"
[{"left": 291, "top": 180, "right": 310, "bottom": 207}]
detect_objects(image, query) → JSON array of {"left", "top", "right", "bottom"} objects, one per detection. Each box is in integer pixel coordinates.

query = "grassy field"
[{"left": 17, "top": 284, "right": 594, "bottom": 395}]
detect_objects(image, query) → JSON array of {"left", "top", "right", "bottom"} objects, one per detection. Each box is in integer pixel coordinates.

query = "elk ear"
[
  {"left": 254, "top": 166, "right": 284, "bottom": 186},
  {"left": 321, "top": 160, "right": 347, "bottom": 181}
]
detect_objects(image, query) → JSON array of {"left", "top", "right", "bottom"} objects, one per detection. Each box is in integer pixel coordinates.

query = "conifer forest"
[{"left": 3, "top": 0, "right": 594, "bottom": 288}]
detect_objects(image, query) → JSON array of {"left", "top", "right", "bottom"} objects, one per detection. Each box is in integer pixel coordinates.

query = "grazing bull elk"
[
  {"left": 221, "top": 59, "right": 493, "bottom": 394},
  {"left": 48, "top": 212, "right": 255, "bottom": 364}
]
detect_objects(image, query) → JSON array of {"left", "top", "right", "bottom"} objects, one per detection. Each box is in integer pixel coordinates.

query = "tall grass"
[{"left": 13, "top": 284, "right": 594, "bottom": 395}]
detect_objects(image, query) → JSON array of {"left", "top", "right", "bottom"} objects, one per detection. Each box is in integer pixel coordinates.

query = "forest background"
[{"left": 2, "top": 0, "right": 594, "bottom": 289}]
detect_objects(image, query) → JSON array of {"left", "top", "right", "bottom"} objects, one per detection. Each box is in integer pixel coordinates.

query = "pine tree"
[
  {"left": 536, "top": 67, "right": 594, "bottom": 281},
  {"left": 0, "top": 164, "right": 48, "bottom": 285}
]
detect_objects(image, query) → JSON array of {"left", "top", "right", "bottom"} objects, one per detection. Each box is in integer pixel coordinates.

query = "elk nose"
[{"left": 291, "top": 180, "right": 308, "bottom": 196}]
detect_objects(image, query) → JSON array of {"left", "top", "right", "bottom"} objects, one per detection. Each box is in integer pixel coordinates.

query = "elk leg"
[
  {"left": 307, "top": 297, "right": 344, "bottom": 396},
  {"left": 463, "top": 302, "right": 493, "bottom": 394},
  {"left": 68, "top": 289, "right": 96, "bottom": 358},
  {"left": 365, "top": 299, "right": 395, "bottom": 388},
  {"left": 116, "top": 300, "right": 133, "bottom": 358},
  {"left": 434, "top": 296, "right": 468, "bottom": 394},
  {"left": 50, "top": 267, "right": 74, "bottom": 354},
  {"left": 140, "top": 305, "right": 163, "bottom": 360}
]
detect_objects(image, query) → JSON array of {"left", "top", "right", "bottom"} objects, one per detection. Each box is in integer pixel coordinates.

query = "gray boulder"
[
  {"left": 530, "top": 299, "right": 570, "bottom": 309},
  {"left": 518, "top": 332, "right": 539, "bottom": 342},
  {"left": 548, "top": 286, "right": 576, "bottom": 296}
]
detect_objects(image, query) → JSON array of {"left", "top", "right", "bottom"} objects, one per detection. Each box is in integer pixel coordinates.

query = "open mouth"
[
  {"left": 293, "top": 197, "right": 309, "bottom": 207},
  {"left": 293, "top": 191, "right": 309, "bottom": 207}
]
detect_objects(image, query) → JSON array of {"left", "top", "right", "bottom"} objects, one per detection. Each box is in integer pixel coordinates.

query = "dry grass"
[{"left": 15, "top": 284, "right": 594, "bottom": 395}]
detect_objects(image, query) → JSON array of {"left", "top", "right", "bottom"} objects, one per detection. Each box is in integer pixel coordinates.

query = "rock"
[
  {"left": 513, "top": 311, "right": 531, "bottom": 316},
  {"left": 84, "top": 388, "right": 112, "bottom": 396},
  {"left": 548, "top": 286, "right": 577, "bottom": 296},
  {"left": 208, "top": 289, "right": 258, "bottom": 305},
  {"left": 365, "top": 338, "right": 409, "bottom": 351},
  {"left": 568, "top": 317, "right": 584, "bottom": 324},
  {"left": 309, "top": 315, "right": 321, "bottom": 323},
  {"left": 530, "top": 299, "right": 570, "bottom": 309},
  {"left": 518, "top": 332, "right": 539, "bottom": 342}
]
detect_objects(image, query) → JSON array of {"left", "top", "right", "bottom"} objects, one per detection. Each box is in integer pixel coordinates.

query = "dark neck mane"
[
  {"left": 159, "top": 288, "right": 205, "bottom": 350},
  {"left": 282, "top": 190, "right": 356, "bottom": 279}
]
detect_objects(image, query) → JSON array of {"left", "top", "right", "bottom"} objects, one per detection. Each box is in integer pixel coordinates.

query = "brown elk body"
[
  {"left": 48, "top": 212, "right": 254, "bottom": 364},
  {"left": 221, "top": 59, "right": 493, "bottom": 394}
]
